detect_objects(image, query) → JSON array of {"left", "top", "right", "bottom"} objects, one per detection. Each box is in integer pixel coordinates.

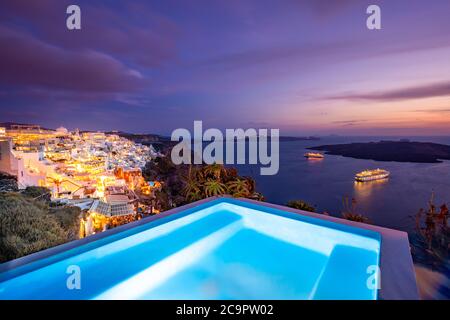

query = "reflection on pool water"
[{"left": 0, "top": 199, "right": 381, "bottom": 300}]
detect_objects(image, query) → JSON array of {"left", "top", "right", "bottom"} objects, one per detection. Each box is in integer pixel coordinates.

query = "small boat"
[
  {"left": 304, "top": 152, "right": 324, "bottom": 159},
  {"left": 355, "top": 169, "right": 390, "bottom": 182}
]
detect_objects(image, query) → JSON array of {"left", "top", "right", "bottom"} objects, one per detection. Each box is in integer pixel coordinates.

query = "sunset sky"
[{"left": 1, "top": 0, "right": 450, "bottom": 135}]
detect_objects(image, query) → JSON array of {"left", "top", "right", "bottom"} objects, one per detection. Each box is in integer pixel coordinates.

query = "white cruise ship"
[{"left": 355, "top": 169, "right": 390, "bottom": 182}]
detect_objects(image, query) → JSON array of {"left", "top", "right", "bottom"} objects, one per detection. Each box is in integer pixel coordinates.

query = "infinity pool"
[{"left": 0, "top": 198, "right": 381, "bottom": 300}]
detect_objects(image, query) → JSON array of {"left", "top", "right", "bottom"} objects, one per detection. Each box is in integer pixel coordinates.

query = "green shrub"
[
  {"left": 0, "top": 193, "right": 80, "bottom": 263},
  {"left": 21, "top": 186, "right": 51, "bottom": 203},
  {"left": 287, "top": 200, "right": 316, "bottom": 212}
]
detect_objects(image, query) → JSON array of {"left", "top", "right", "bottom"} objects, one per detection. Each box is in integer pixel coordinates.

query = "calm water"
[
  {"left": 234, "top": 136, "right": 450, "bottom": 233},
  {"left": 0, "top": 200, "right": 380, "bottom": 300}
]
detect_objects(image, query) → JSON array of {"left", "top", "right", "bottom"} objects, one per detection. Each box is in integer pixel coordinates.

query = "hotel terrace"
[
  {"left": 0, "top": 125, "right": 419, "bottom": 300},
  {"left": 0, "top": 125, "right": 160, "bottom": 236}
]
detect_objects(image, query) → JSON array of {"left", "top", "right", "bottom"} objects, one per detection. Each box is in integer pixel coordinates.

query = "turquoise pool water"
[{"left": 0, "top": 199, "right": 381, "bottom": 300}]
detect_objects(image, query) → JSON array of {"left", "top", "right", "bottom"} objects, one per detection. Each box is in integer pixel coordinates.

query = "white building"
[
  {"left": 0, "top": 139, "right": 18, "bottom": 176},
  {"left": 15, "top": 150, "right": 56, "bottom": 189}
]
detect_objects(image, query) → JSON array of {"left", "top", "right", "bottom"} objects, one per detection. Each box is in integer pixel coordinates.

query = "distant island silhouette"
[{"left": 308, "top": 141, "right": 450, "bottom": 163}]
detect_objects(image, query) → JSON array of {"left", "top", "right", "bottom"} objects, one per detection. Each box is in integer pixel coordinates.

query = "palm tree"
[
  {"left": 227, "top": 179, "right": 250, "bottom": 197},
  {"left": 243, "top": 176, "right": 256, "bottom": 193},
  {"left": 203, "top": 163, "right": 227, "bottom": 181},
  {"left": 225, "top": 167, "right": 238, "bottom": 180},
  {"left": 183, "top": 179, "right": 202, "bottom": 201},
  {"left": 182, "top": 165, "right": 203, "bottom": 201},
  {"left": 204, "top": 180, "right": 228, "bottom": 197},
  {"left": 193, "top": 165, "right": 205, "bottom": 181},
  {"left": 186, "top": 189, "right": 203, "bottom": 202}
]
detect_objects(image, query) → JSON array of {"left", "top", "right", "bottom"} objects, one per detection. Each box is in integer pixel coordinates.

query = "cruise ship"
[
  {"left": 304, "top": 152, "right": 324, "bottom": 159},
  {"left": 355, "top": 169, "right": 390, "bottom": 182}
]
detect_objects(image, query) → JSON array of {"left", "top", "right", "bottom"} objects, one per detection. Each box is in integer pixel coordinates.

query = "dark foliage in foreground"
[
  {"left": 287, "top": 200, "right": 316, "bottom": 212},
  {"left": 287, "top": 197, "right": 372, "bottom": 224},
  {"left": 21, "top": 186, "right": 52, "bottom": 203},
  {"left": 411, "top": 194, "right": 449, "bottom": 272},
  {"left": 341, "top": 197, "right": 371, "bottom": 224},
  {"left": 0, "top": 191, "right": 81, "bottom": 263},
  {"left": 0, "top": 171, "right": 18, "bottom": 192}
]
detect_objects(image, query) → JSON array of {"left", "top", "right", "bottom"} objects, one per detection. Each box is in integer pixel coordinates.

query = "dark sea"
[
  {"left": 233, "top": 136, "right": 450, "bottom": 234},
  {"left": 225, "top": 135, "right": 450, "bottom": 298}
]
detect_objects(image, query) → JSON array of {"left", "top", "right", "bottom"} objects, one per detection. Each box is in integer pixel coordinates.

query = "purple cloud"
[
  {"left": 332, "top": 119, "right": 368, "bottom": 126},
  {"left": 0, "top": 0, "right": 450, "bottom": 134},
  {"left": 327, "top": 81, "right": 450, "bottom": 102},
  {"left": 0, "top": 0, "right": 179, "bottom": 68},
  {"left": 0, "top": 26, "right": 146, "bottom": 93}
]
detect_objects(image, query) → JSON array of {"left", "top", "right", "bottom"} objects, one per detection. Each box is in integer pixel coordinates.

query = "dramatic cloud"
[
  {"left": 0, "top": 0, "right": 450, "bottom": 134},
  {"left": 327, "top": 81, "right": 450, "bottom": 102},
  {"left": 0, "top": 27, "right": 146, "bottom": 93},
  {"left": 0, "top": 0, "right": 178, "bottom": 68}
]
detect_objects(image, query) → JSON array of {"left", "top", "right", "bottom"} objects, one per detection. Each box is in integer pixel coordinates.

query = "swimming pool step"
[
  {"left": 95, "top": 220, "right": 243, "bottom": 299},
  {"left": 309, "top": 245, "right": 379, "bottom": 300}
]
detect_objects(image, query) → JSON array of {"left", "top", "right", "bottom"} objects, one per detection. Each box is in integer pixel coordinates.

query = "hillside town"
[{"left": 0, "top": 124, "right": 161, "bottom": 237}]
